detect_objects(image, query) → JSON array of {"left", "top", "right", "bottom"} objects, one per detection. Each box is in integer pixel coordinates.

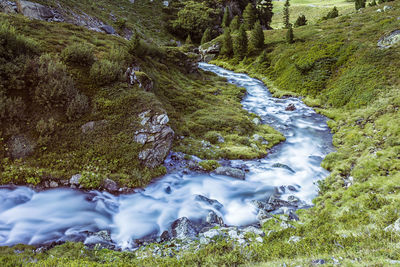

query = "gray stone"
[
  {"left": 202, "top": 229, "right": 222, "bottom": 239},
  {"left": 84, "top": 230, "right": 114, "bottom": 249},
  {"left": 69, "top": 174, "right": 81, "bottom": 185},
  {"left": 206, "top": 211, "right": 224, "bottom": 225},
  {"left": 7, "top": 135, "right": 35, "bottom": 159},
  {"left": 195, "top": 195, "right": 223, "bottom": 210},
  {"left": 0, "top": 1, "right": 18, "bottom": 14},
  {"left": 100, "top": 25, "right": 116, "bottom": 34},
  {"left": 383, "top": 5, "right": 392, "bottom": 12},
  {"left": 243, "top": 226, "right": 265, "bottom": 236},
  {"left": 288, "top": 235, "right": 301, "bottom": 243},
  {"left": 19, "top": 1, "right": 54, "bottom": 21},
  {"left": 81, "top": 120, "right": 107, "bottom": 134},
  {"left": 103, "top": 178, "right": 118, "bottom": 192},
  {"left": 257, "top": 209, "right": 272, "bottom": 221},
  {"left": 285, "top": 103, "right": 296, "bottom": 111},
  {"left": 163, "top": 1, "right": 169, "bottom": 7},
  {"left": 377, "top": 29, "right": 400, "bottom": 49},
  {"left": 134, "top": 133, "right": 148, "bottom": 145},
  {"left": 214, "top": 166, "right": 245, "bottom": 180},
  {"left": 49, "top": 181, "right": 59, "bottom": 188},
  {"left": 384, "top": 218, "right": 400, "bottom": 233},
  {"left": 272, "top": 163, "right": 295, "bottom": 173},
  {"left": 170, "top": 217, "right": 198, "bottom": 240}
]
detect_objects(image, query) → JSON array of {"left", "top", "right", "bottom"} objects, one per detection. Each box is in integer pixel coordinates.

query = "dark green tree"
[
  {"left": 323, "top": 6, "right": 339, "bottom": 19},
  {"left": 355, "top": 0, "right": 366, "bottom": 10},
  {"left": 220, "top": 28, "right": 233, "bottom": 56},
  {"left": 230, "top": 15, "right": 240, "bottom": 32},
  {"left": 283, "top": 0, "right": 290, "bottom": 29},
  {"left": 201, "top": 28, "right": 212, "bottom": 45},
  {"left": 250, "top": 20, "right": 264, "bottom": 50},
  {"left": 286, "top": 24, "right": 294, "bottom": 44},
  {"left": 234, "top": 25, "right": 248, "bottom": 59},
  {"left": 256, "top": 0, "right": 274, "bottom": 29},
  {"left": 294, "top": 15, "right": 307, "bottom": 27},
  {"left": 186, "top": 34, "right": 193, "bottom": 45},
  {"left": 222, "top": 7, "right": 230, "bottom": 28},
  {"left": 243, "top": 3, "right": 256, "bottom": 30}
]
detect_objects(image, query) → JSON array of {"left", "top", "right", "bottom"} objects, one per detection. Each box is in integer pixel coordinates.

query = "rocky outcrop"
[
  {"left": 6, "top": 135, "right": 36, "bottom": 159},
  {"left": 378, "top": 29, "right": 400, "bottom": 49},
  {"left": 214, "top": 166, "right": 245, "bottom": 180},
  {"left": 0, "top": 1, "right": 17, "bottom": 14},
  {"left": 170, "top": 217, "right": 198, "bottom": 240},
  {"left": 134, "top": 111, "right": 174, "bottom": 168},
  {"left": 199, "top": 43, "right": 221, "bottom": 62}
]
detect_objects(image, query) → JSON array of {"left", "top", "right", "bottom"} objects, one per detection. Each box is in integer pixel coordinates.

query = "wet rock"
[
  {"left": 159, "top": 230, "right": 170, "bottom": 242},
  {"left": 170, "top": 217, "right": 198, "bottom": 240},
  {"left": 257, "top": 209, "right": 272, "bottom": 221},
  {"left": 287, "top": 210, "right": 300, "bottom": 221},
  {"left": 285, "top": 103, "right": 296, "bottom": 111},
  {"left": 195, "top": 195, "right": 223, "bottom": 210},
  {"left": 287, "top": 185, "right": 299, "bottom": 192},
  {"left": 135, "top": 111, "right": 174, "bottom": 168},
  {"left": 7, "top": 135, "right": 36, "bottom": 159},
  {"left": 199, "top": 43, "right": 221, "bottom": 62},
  {"left": 206, "top": 211, "right": 224, "bottom": 226},
  {"left": 49, "top": 181, "right": 59, "bottom": 188},
  {"left": 243, "top": 226, "right": 265, "bottom": 237},
  {"left": 251, "top": 200, "right": 274, "bottom": 212},
  {"left": 69, "top": 174, "right": 81, "bottom": 185},
  {"left": 102, "top": 178, "right": 119, "bottom": 192},
  {"left": 271, "top": 163, "right": 295, "bottom": 173},
  {"left": 100, "top": 24, "right": 116, "bottom": 34},
  {"left": 383, "top": 5, "right": 392, "bottom": 12},
  {"left": 202, "top": 228, "right": 223, "bottom": 239},
  {"left": 84, "top": 230, "right": 114, "bottom": 249},
  {"left": 214, "top": 166, "right": 245, "bottom": 180}
]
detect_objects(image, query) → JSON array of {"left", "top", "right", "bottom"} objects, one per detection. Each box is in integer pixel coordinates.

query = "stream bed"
[{"left": 0, "top": 63, "right": 334, "bottom": 250}]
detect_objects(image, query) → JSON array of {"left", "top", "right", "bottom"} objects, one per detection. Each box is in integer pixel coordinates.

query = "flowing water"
[{"left": 0, "top": 64, "right": 333, "bottom": 249}]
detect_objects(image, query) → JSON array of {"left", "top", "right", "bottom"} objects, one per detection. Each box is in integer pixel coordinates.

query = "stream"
[{"left": 0, "top": 63, "right": 334, "bottom": 250}]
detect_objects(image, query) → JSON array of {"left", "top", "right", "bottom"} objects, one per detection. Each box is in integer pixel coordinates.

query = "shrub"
[
  {"left": 66, "top": 93, "right": 89, "bottom": 120},
  {"left": 35, "top": 54, "right": 77, "bottom": 109},
  {"left": 283, "top": 0, "right": 290, "bottom": 29},
  {"left": 0, "top": 93, "right": 26, "bottom": 122},
  {"left": 90, "top": 59, "right": 121, "bottom": 86},
  {"left": 323, "top": 7, "right": 339, "bottom": 20},
  {"left": 128, "top": 30, "right": 140, "bottom": 56},
  {"left": 0, "top": 22, "right": 38, "bottom": 59},
  {"left": 115, "top": 18, "right": 127, "bottom": 30},
  {"left": 36, "top": 117, "right": 57, "bottom": 137},
  {"left": 60, "top": 43, "right": 95, "bottom": 67},
  {"left": 105, "top": 45, "right": 131, "bottom": 65},
  {"left": 368, "top": 0, "right": 377, "bottom": 6},
  {"left": 294, "top": 15, "right": 307, "bottom": 27}
]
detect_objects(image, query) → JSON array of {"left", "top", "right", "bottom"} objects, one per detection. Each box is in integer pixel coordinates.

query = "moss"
[{"left": 199, "top": 160, "right": 221, "bottom": 171}]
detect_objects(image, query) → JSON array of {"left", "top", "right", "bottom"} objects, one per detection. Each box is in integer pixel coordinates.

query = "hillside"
[{"left": 1, "top": 0, "right": 400, "bottom": 266}]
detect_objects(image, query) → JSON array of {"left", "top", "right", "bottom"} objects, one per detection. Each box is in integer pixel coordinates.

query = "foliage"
[
  {"left": 220, "top": 28, "right": 233, "bottom": 56},
  {"left": 234, "top": 25, "right": 248, "bottom": 59},
  {"left": 66, "top": 93, "right": 89, "bottom": 120},
  {"left": 185, "top": 34, "right": 193, "bottom": 45},
  {"left": 199, "top": 160, "right": 221, "bottom": 171},
  {"left": 322, "top": 6, "right": 339, "bottom": 20},
  {"left": 90, "top": 59, "right": 122, "bottom": 86},
  {"left": 243, "top": 3, "right": 256, "bottom": 30},
  {"left": 230, "top": 15, "right": 240, "bottom": 32},
  {"left": 250, "top": 21, "right": 265, "bottom": 50},
  {"left": 283, "top": 0, "right": 291, "bottom": 29},
  {"left": 127, "top": 29, "right": 140, "bottom": 56},
  {"left": 222, "top": 6, "right": 230, "bottom": 28},
  {"left": 201, "top": 28, "right": 212, "bottom": 45},
  {"left": 368, "top": 0, "right": 377, "bottom": 6},
  {"left": 286, "top": 25, "right": 294, "bottom": 44},
  {"left": 355, "top": 0, "right": 366, "bottom": 10},
  {"left": 256, "top": 0, "right": 274, "bottom": 29},
  {"left": 60, "top": 43, "right": 95, "bottom": 67},
  {"left": 294, "top": 14, "right": 307, "bottom": 27}
]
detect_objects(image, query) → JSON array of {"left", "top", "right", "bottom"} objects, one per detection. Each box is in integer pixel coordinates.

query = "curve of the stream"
[{"left": 0, "top": 63, "right": 333, "bottom": 249}]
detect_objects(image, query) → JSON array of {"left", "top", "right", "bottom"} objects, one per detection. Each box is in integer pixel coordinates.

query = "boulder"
[
  {"left": 7, "top": 135, "right": 35, "bottom": 159},
  {"left": 170, "top": 217, "right": 198, "bottom": 240},
  {"left": 102, "top": 178, "right": 119, "bottom": 192},
  {"left": 69, "top": 174, "right": 81, "bottom": 185},
  {"left": 377, "top": 29, "right": 400, "bottom": 49},
  {"left": 383, "top": 5, "right": 392, "bottom": 12},
  {"left": 19, "top": 1, "right": 54, "bottom": 21},
  {"left": 0, "top": 1, "right": 18, "bottom": 14},
  {"left": 285, "top": 103, "right": 296, "bottom": 111},
  {"left": 272, "top": 163, "right": 295, "bottom": 173},
  {"left": 195, "top": 195, "right": 223, "bottom": 210},
  {"left": 100, "top": 25, "right": 116, "bottom": 34},
  {"left": 206, "top": 211, "right": 224, "bottom": 226},
  {"left": 214, "top": 166, "right": 245, "bottom": 180}
]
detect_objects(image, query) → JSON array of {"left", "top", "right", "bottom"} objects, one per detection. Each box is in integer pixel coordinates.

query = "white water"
[{"left": 0, "top": 64, "right": 333, "bottom": 249}]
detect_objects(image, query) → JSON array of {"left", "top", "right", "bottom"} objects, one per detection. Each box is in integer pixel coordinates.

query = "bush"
[
  {"left": 0, "top": 22, "right": 38, "bottom": 59},
  {"left": 66, "top": 93, "right": 89, "bottom": 120},
  {"left": 105, "top": 45, "right": 131, "bottom": 65},
  {"left": 36, "top": 117, "right": 57, "bottom": 136},
  {"left": 90, "top": 59, "right": 122, "bottom": 86},
  {"left": 323, "top": 7, "right": 339, "bottom": 20},
  {"left": 294, "top": 15, "right": 307, "bottom": 27},
  {"left": 0, "top": 93, "right": 26, "bottom": 122},
  {"left": 60, "top": 43, "right": 95, "bottom": 67},
  {"left": 35, "top": 54, "right": 77, "bottom": 109},
  {"left": 355, "top": 0, "right": 366, "bottom": 10}
]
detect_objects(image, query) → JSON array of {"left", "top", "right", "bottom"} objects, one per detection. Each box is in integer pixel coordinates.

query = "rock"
[
  {"left": 170, "top": 217, "right": 198, "bottom": 240},
  {"left": 7, "top": 135, "right": 35, "bottom": 159},
  {"left": 19, "top": 1, "right": 54, "bottom": 20},
  {"left": 377, "top": 29, "right": 400, "bottom": 49},
  {"left": 0, "top": 1, "right": 18, "bottom": 14},
  {"left": 159, "top": 230, "right": 170, "bottom": 242},
  {"left": 69, "top": 174, "right": 81, "bottom": 185},
  {"left": 252, "top": 118, "right": 261, "bottom": 125},
  {"left": 312, "top": 259, "right": 326, "bottom": 265},
  {"left": 287, "top": 210, "right": 300, "bottom": 221},
  {"left": 255, "top": 236, "right": 263, "bottom": 242},
  {"left": 243, "top": 226, "right": 265, "bottom": 237},
  {"left": 383, "top": 5, "right": 392, "bottom": 12},
  {"left": 100, "top": 25, "right": 116, "bottom": 34},
  {"left": 384, "top": 218, "right": 400, "bottom": 233},
  {"left": 288, "top": 236, "right": 301, "bottom": 243},
  {"left": 257, "top": 209, "right": 272, "bottom": 221},
  {"left": 199, "top": 43, "right": 221, "bottom": 62},
  {"left": 251, "top": 200, "right": 274, "bottom": 212},
  {"left": 162, "top": 1, "right": 169, "bottom": 7},
  {"left": 195, "top": 195, "right": 223, "bottom": 210},
  {"left": 376, "top": 9, "right": 382, "bottom": 12},
  {"left": 202, "top": 229, "right": 223, "bottom": 239},
  {"left": 288, "top": 195, "right": 300, "bottom": 203},
  {"left": 135, "top": 112, "right": 175, "bottom": 168},
  {"left": 206, "top": 211, "right": 224, "bottom": 226},
  {"left": 217, "top": 135, "right": 225, "bottom": 143},
  {"left": 272, "top": 163, "right": 295, "bottom": 173},
  {"left": 81, "top": 120, "right": 108, "bottom": 134},
  {"left": 214, "top": 166, "right": 245, "bottom": 180},
  {"left": 49, "top": 181, "right": 59, "bottom": 188},
  {"left": 285, "top": 103, "right": 296, "bottom": 111},
  {"left": 84, "top": 230, "right": 114, "bottom": 249},
  {"left": 102, "top": 178, "right": 118, "bottom": 192}
]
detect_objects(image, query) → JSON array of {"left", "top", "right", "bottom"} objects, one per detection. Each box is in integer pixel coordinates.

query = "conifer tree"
[
  {"left": 201, "top": 28, "right": 212, "bottom": 45},
  {"left": 256, "top": 0, "right": 274, "bottom": 30},
  {"left": 222, "top": 7, "right": 230, "bottom": 28},
  {"left": 243, "top": 3, "right": 256, "bottom": 30},
  {"left": 230, "top": 15, "right": 240, "bottom": 32},
  {"left": 186, "top": 34, "right": 193, "bottom": 45},
  {"left": 294, "top": 15, "right": 307, "bottom": 27},
  {"left": 355, "top": 0, "right": 366, "bottom": 10},
  {"left": 220, "top": 28, "right": 233, "bottom": 56},
  {"left": 286, "top": 24, "right": 294, "bottom": 44},
  {"left": 283, "top": 0, "right": 290, "bottom": 29},
  {"left": 234, "top": 25, "right": 248, "bottom": 59},
  {"left": 250, "top": 21, "right": 264, "bottom": 50}
]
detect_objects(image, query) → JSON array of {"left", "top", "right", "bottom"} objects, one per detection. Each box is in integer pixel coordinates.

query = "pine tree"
[
  {"left": 355, "top": 0, "right": 366, "bottom": 10},
  {"left": 230, "top": 15, "right": 240, "bottom": 32},
  {"left": 201, "top": 28, "right": 212, "bottom": 45},
  {"left": 186, "top": 34, "right": 193, "bottom": 45},
  {"left": 220, "top": 28, "right": 233, "bottom": 56},
  {"left": 286, "top": 24, "right": 294, "bottom": 44},
  {"left": 234, "top": 25, "right": 248, "bottom": 59},
  {"left": 222, "top": 7, "right": 230, "bottom": 28},
  {"left": 294, "top": 15, "right": 307, "bottom": 27},
  {"left": 250, "top": 21, "right": 264, "bottom": 50},
  {"left": 283, "top": 0, "right": 290, "bottom": 29},
  {"left": 256, "top": 0, "right": 274, "bottom": 30},
  {"left": 243, "top": 3, "right": 256, "bottom": 30}
]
